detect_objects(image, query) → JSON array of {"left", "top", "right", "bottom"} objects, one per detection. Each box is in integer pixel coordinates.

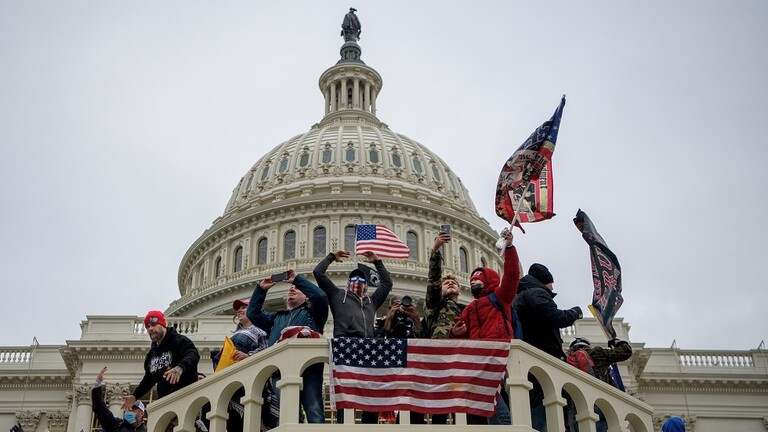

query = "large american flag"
[
  {"left": 329, "top": 338, "right": 510, "bottom": 416},
  {"left": 354, "top": 225, "right": 410, "bottom": 259}
]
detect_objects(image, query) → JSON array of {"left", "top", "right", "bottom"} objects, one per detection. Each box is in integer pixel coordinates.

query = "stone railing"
[
  {"left": 678, "top": 351, "right": 755, "bottom": 368},
  {"left": 146, "top": 338, "right": 654, "bottom": 432}
]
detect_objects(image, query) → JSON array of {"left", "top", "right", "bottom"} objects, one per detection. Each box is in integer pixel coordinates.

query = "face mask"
[
  {"left": 124, "top": 412, "right": 137, "bottom": 424},
  {"left": 470, "top": 284, "right": 483, "bottom": 299}
]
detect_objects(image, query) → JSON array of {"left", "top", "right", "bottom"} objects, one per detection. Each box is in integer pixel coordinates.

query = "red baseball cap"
[{"left": 232, "top": 299, "right": 249, "bottom": 311}]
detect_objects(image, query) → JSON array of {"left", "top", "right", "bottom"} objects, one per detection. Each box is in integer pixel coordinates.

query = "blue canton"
[
  {"left": 331, "top": 337, "right": 407, "bottom": 369},
  {"left": 356, "top": 225, "right": 377, "bottom": 241}
]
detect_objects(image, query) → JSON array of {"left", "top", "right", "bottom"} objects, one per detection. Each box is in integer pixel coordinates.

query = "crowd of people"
[{"left": 90, "top": 229, "right": 636, "bottom": 432}]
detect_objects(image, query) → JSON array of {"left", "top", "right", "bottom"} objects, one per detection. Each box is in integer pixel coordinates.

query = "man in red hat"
[{"left": 121, "top": 310, "right": 200, "bottom": 410}]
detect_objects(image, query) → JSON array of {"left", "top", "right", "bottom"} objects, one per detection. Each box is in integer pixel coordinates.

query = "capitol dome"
[{"left": 168, "top": 30, "right": 502, "bottom": 319}]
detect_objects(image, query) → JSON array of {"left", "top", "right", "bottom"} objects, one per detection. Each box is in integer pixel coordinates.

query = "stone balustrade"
[{"left": 146, "top": 338, "right": 654, "bottom": 432}]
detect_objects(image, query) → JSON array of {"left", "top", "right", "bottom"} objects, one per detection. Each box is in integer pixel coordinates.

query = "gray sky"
[{"left": 1, "top": 1, "right": 766, "bottom": 350}]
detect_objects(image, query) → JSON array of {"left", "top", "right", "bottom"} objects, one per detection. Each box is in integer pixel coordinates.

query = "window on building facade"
[
  {"left": 345, "top": 147, "right": 356, "bottom": 162},
  {"left": 234, "top": 246, "right": 243, "bottom": 272},
  {"left": 481, "top": 256, "right": 487, "bottom": 268},
  {"left": 257, "top": 237, "right": 268, "bottom": 265},
  {"left": 431, "top": 164, "right": 442, "bottom": 181},
  {"left": 459, "top": 247, "right": 469, "bottom": 273},
  {"left": 322, "top": 148, "right": 333, "bottom": 164},
  {"left": 299, "top": 152, "right": 310, "bottom": 167},
  {"left": 313, "top": 226, "right": 327, "bottom": 257},
  {"left": 261, "top": 165, "right": 270, "bottom": 181},
  {"left": 392, "top": 153, "right": 402, "bottom": 167},
  {"left": 344, "top": 225, "right": 356, "bottom": 251},
  {"left": 412, "top": 158, "right": 423, "bottom": 174},
  {"left": 245, "top": 173, "right": 255, "bottom": 191},
  {"left": 284, "top": 231, "right": 296, "bottom": 260},
  {"left": 214, "top": 257, "right": 222, "bottom": 278},
  {"left": 199, "top": 267, "right": 205, "bottom": 286},
  {"left": 406, "top": 231, "right": 418, "bottom": 260},
  {"left": 278, "top": 157, "right": 289, "bottom": 174},
  {"left": 369, "top": 148, "right": 380, "bottom": 163}
]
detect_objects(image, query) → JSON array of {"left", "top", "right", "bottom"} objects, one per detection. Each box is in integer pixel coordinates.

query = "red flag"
[
  {"left": 355, "top": 225, "right": 410, "bottom": 259},
  {"left": 330, "top": 338, "right": 510, "bottom": 416},
  {"left": 495, "top": 96, "right": 565, "bottom": 225}
]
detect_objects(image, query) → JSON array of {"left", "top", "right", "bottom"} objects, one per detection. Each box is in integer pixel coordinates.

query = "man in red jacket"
[{"left": 451, "top": 228, "right": 519, "bottom": 425}]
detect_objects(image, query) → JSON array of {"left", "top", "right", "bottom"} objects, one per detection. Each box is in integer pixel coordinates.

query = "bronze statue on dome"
[{"left": 341, "top": 8, "right": 361, "bottom": 42}]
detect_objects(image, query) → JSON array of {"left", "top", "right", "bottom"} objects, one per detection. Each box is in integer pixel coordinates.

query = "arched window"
[
  {"left": 481, "top": 256, "right": 488, "bottom": 268},
  {"left": 344, "top": 225, "right": 356, "bottom": 252},
  {"left": 284, "top": 231, "right": 296, "bottom": 260},
  {"left": 214, "top": 257, "right": 223, "bottom": 278},
  {"left": 199, "top": 267, "right": 205, "bottom": 286},
  {"left": 313, "top": 226, "right": 327, "bottom": 257},
  {"left": 260, "top": 165, "right": 270, "bottom": 181},
  {"left": 234, "top": 246, "right": 243, "bottom": 273},
  {"left": 459, "top": 247, "right": 469, "bottom": 273},
  {"left": 257, "top": 237, "right": 268, "bottom": 265},
  {"left": 406, "top": 231, "right": 418, "bottom": 260}
]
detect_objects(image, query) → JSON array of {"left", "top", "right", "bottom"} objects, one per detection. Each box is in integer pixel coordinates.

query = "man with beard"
[{"left": 121, "top": 310, "right": 200, "bottom": 410}]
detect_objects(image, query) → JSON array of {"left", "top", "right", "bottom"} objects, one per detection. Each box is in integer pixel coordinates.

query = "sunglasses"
[{"left": 349, "top": 276, "right": 367, "bottom": 283}]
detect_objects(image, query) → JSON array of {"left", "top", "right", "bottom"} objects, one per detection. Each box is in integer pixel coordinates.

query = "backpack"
[{"left": 567, "top": 349, "right": 595, "bottom": 376}]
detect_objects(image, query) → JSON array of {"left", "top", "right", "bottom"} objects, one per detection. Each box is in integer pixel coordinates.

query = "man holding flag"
[
  {"left": 496, "top": 96, "right": 565, "bottom": 228},
  {"left": 313, "top": 225, "right": 403, "bottom": 423}
]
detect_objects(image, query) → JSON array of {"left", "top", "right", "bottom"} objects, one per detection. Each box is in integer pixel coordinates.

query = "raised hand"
[
  {"left": 332, "top": 250, "right": 351, "bottom": 262},
  {"left": 359, "top": 251, "right": 379, "bottom": 262}
]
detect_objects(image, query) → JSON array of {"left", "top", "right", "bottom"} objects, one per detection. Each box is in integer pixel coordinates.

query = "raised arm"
[
  {"left": 313, "top": 251, "right": 347, "bottom": 299},
  {"left": 246, "top": 280, "right": 277, "bottom": 334},
  {"left": 363, "top": 252, "right": 393, "bottom": 309},
  {"left": 293, "top": 274, "right": 329, "bottom": 331},
  {"left": 495, "top": 230, "right": 520, "bottom": 305}
]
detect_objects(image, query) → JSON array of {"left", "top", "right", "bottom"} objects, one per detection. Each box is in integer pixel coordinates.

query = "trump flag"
[
  {"left": 495, "top": 96, "right": 565, "bottom": 225},
  {"left": 573, "top": 209, "right": 624, "bottom": 339},
  {"left": 329, "top": 337, "right": 510, "bottom": 416}
]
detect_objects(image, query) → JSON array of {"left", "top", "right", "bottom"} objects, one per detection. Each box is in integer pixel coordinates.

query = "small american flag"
[
  {"left": 329, "top": 338, "right": 510, "bottom": 416},
  {"left": 354, "top": 225, "right": 410, "bottom": 259}
]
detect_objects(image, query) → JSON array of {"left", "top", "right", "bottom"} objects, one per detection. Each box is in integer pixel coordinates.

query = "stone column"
[
  {"left": 364, "top": 82, "right": 371, "bottom": 113},
  {"left": 353, "top": 78, "right": 360, "bottom": 108},
  {"left": 340, "top": 78, "right": 347, "bottom": 109},
  {"left": 371, "top": 87, "right": 378, "bottom": 115},
  {"left": 330, "top": 82, "right": 337, "bottom": 112},
  {"left": 70, "top": 384, "right": 94, "bottom": 432},
  {"left": 323, "top": 87, "right": 330, "bottom": 115},
  {"left": 45, "top": 410, "right": 70, "bottom": 432},
  {"left": 16, "top": 411, "right": 42, "bottom": 432},
  {"left": 107, "top": 383, "right": 131, "bottom": 418}
]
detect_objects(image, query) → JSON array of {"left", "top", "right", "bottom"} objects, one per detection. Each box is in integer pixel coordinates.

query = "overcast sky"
[{"left": 1, "top": 1, "right": 766, "bottom": 350}]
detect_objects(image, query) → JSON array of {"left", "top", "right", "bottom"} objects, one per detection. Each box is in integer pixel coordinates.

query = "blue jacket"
[{"left": 246, "top": 274, "right": 329, "bottom": 346}]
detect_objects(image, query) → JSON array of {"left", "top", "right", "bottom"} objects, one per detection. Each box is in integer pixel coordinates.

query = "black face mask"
[{"left": 470, "top": 283, "right": 484, "bottom": 299}]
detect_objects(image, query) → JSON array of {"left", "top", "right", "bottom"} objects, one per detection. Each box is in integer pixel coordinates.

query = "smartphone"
[
  {"left": 271, "top": 271, "right": 289, "bottom": 282},
  {"left": 440, "top": 224, "right": 451, "bottom": 235}
]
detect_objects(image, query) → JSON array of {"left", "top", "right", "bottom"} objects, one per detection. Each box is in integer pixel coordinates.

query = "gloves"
[{"left": 571, "top": 306, "right": 583, "bottom": 319}]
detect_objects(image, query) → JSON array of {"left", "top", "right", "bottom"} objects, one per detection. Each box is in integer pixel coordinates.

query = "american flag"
[
  {"left": 495, "top": 96, "right": 565, "bottom": 225},
  {"left": 354, "top": 225, "right": 410, "bottom": 259},
  {"left": 329, "top": 338, "right": 510, "bottom": 416}
]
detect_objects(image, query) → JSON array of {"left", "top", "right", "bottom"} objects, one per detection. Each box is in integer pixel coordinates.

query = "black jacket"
[
  {"left": 132, "top": 326, "right": 200, "bottom": 399},
  {"left": 513, "top": 275, "right": 580, "bottom": 360},
  {"left": 92, "top": 386, "right": 147, "bottom": 432}
]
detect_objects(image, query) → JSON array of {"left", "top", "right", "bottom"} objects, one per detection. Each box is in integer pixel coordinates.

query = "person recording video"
[{"left": 376, "top": 294, "right": 421, "bottom": 338}]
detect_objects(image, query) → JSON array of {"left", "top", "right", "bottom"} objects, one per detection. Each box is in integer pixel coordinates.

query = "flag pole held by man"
[
  {"left": 495, "top": 96, "right": 566, "bottom": 230},
  {"left": 573, "top": 209, "right": 624, "bottom": 339}
]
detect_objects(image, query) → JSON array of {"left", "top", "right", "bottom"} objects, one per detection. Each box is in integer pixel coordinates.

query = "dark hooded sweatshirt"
[{"left": 513, "top": 275, "right": 580, "bottom": 360}]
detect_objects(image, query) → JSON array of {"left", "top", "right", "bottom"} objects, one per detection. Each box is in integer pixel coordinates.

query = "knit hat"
[
  {"left": 144, "top": 310, "right": 167, "bottom": 328},
  {"left": 661, "top": 417, "right": 685, "bottom": 432},
  {"left": 529, "top": 263, "right": 554, "bottom": 285},
  {"left": 470, "top": 269, "right": 488, "bottom": 285}
]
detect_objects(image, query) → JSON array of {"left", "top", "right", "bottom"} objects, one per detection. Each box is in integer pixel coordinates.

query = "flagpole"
[
  {"left": 507, "top": 178, "right": 534, "bottom": 232},
  {"left": 587, "top": 305, "right": 613, "bottom": 342}
]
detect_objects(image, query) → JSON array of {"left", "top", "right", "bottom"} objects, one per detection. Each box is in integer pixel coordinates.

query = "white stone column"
[
  {"left": 353, "top": 78, "right": 360, "bottom": 108},
  {"left": 371, "top": 87, "right": 378, "bottom": 115},
  {"left": 107, "top": 384, "right": 130, "bottom": 418},
  {"left": 71, "top": 384, "right": 94, "bottom": 432},
  {"left": 324, "top": 88, "right": 330, "bottom": 115},
  {"left": 330, "top": 82, "right": 337, "bottom": 112},
  {"left": 364, "top": 82, "right": 371, "bottom": 113},
  {"left": 340, "top": 78, "right": 347, "bottom": 109}
]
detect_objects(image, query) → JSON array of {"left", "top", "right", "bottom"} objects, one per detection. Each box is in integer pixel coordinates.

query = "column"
[
  {"left": 340, "top": 78, "right": 347, "bottom": 109},
  {"left": 371, "top": 87, "right": 378, "bottom": 115},
  {"left": 107, "top": 384, "right": 131, "bottom": 418},
  {"left": 364, "top": 82, "right": 371, "bottom": 113},
  {"left": 353, "top": 78, "right": 360, "bottom": 109},
  {"left": 323, "top": 87, "right": 330, "bottom": 115},
  {"left": 71, "top": 384, "right": 94, "bottom": 432},
  {"left": 330, "top": 82, "right": 337, "bottom": 113}
]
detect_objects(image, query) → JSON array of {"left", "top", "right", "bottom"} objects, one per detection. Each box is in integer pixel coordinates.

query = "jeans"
[
  {"left": 529, "top": 373, "right": 547, "bottom": 432},
  {"left": 488, "top": 391, "right": 511, "bottom": 425},
  {"left": 272, "top": 363, "right": 326, "bottom": 424}
]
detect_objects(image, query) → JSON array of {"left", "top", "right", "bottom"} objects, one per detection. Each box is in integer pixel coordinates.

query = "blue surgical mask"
[{"left": 124, "top": 412, "right": 137, "bottom": 424}]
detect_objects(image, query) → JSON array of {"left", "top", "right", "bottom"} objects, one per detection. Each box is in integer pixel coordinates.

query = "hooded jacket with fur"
[{"left": 455, "top": 245, "right": 520, "bottom": 340}]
